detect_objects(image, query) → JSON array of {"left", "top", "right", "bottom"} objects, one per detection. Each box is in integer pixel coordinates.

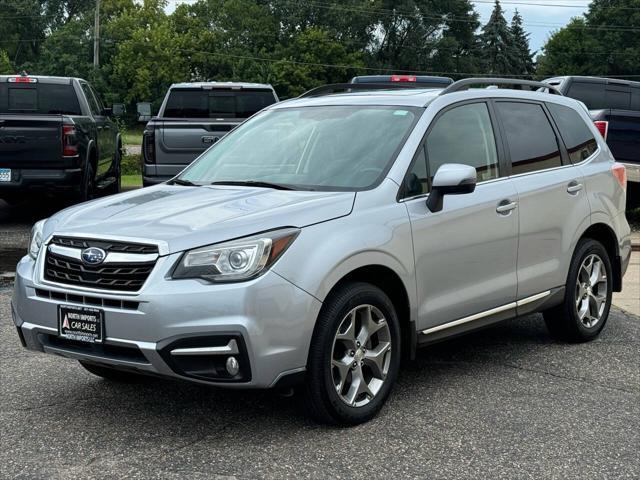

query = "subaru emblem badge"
[{"left": 81, "top": 247, "right": 106, "bottom": 265}]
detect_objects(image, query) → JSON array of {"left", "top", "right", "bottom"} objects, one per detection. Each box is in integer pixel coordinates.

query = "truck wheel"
[
  {"left": 78, "top": 162, "right": 95, "bottom": 202},
  {"left": 304, "top": 282, "right": 401, "bottom": 425},
  {"left": 543, "top": 239, "right": 613, "bottom": 342},
  {"left": 79, "top": 361, "right": 145, "bottom": 383},
  {"left": 107, "top": 142, "right": 122, "bottom": 195}
]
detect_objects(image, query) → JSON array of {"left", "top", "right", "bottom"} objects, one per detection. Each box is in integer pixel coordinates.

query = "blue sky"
[{"left": 472, "top": 1, "right": 589, "bottom": 55}]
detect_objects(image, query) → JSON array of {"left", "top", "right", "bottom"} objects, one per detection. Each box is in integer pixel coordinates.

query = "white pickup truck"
[{"left": 141, "top": 82, "right": 278, "bottom": 186}]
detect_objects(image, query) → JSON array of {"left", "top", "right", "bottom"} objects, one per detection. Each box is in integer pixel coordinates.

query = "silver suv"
[{"left": 12, "top": 79, "right": 632, "bottom": 425}]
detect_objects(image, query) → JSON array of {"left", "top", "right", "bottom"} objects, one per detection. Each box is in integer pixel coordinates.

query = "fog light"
[{"left": 226, "top": 356, "right": 240, "bottom": 376}]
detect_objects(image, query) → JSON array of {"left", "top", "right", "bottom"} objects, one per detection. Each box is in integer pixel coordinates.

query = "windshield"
[{"left": 178, "top": 105, "right": 420, "bottom": 190}]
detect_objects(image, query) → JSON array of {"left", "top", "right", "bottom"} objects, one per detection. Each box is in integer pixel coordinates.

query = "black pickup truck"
[
  {"left": 0, "top": 74, "right": 121, "bottom": 204},
  {"left": 545, "top": 76, "right": 640, "bottom": 207}
]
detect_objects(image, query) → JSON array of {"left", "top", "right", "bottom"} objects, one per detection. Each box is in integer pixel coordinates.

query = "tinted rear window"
[
  {"left": 163, "top": 89, "right": 276, "bottom": 118},
  {"left": 0, "top": 83, "right": 81, "bottom": 115},
  {"left": 497, "top": 102, "right": 562, "bottom": 175},
  {"left": 547, "top": 103, "right": 598, "bottom": 163},
  {"left": 566, "top": 82, "right": 606, "bottom": 110}
]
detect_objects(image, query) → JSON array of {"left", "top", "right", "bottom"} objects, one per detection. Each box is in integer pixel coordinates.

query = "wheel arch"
[
  {"left": 578, "top": 222, "right": 622, "bottom": 291},
  {"left": 321, "top": 264, "right": 417, "bottom": 360}
]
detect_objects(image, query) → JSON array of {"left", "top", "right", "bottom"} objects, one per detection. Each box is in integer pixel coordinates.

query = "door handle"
[
  {"left": 567, "top": 181, "right": 583, "bottom": 194},
  {"left": 496, "top": 200, "right": 518, "bottom": 215}
]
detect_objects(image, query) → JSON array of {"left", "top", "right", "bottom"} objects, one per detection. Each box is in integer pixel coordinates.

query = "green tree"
[
  {"left": 478, "top": 0, "right": 515, "bottom": 75},
  {"left": 0, "top": 50, "right": 14, "bottom": 74},
  {"left": 510, "top": 9, "right": 534, "bottom": 77},
  {"left": 537, "top": 0, "right": 640, "bottom": 78}
]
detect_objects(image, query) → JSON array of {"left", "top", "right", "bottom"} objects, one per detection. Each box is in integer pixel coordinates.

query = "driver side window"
[{"left": 426, "top": 102, "right": 499, "bottom": 184}]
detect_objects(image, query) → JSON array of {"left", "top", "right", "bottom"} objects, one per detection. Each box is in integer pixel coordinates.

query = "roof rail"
[
  {"left": 440, "top": 78, "right": 563, "bottom": 96},
  {"left": 298, "top": 82, "right": 440, "bottom": 98}
]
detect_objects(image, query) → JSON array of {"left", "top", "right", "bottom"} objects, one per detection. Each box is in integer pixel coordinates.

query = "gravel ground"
[
  {"left": 1, "top": 290, "right": 639, "bottom": 479},
  {"left": 1, "top": 199, "right": 639, "bottom": 479}
]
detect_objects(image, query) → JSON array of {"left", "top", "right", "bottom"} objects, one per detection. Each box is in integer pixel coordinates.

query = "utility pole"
[{"left": 93, "top": 0, "right": 101, "bottom": 67}]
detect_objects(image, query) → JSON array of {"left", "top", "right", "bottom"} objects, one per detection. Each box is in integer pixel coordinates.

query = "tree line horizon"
[{"left": 0, "top": 0, "right": 637, "bottom": 115}]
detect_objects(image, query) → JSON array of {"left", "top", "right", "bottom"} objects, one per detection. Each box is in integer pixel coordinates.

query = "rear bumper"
[
  {"left": 621, "top": 162, "right": 640, "bottom": 184},
  {"left": 143, "top": 164, "right": 187, "bottom": 187},
  {"left": 0, "top": 168, "right": 82, "bottom": 198}
]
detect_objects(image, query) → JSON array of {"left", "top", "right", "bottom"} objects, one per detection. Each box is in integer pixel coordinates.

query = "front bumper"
[{"left": 11, "top": 252, "right": 322, "bottom": 388}]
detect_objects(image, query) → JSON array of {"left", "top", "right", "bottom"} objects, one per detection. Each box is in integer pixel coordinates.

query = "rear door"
[
  {"left": 495, "top": 100, "right": 591, "bottom": 302},
  {"left": 405, "top": 101, "right": 519, "bottom": 331}
]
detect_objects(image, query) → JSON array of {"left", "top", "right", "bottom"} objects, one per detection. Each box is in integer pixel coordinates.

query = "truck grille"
[{"left": 44, "top": 237, "right": 158, "bottom": 292}]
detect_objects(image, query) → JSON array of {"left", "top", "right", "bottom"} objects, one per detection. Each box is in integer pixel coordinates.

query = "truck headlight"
[
  {"left": 28, "top": 219, "right": 47, "bottom": 260},
  {"left": 172, "top": 228, "right": 300, "bottom": 282}
]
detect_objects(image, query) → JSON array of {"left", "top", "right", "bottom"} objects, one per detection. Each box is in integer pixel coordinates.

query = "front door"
[{"left": 403, "top": 101, "right": 519, "bottom": 332}]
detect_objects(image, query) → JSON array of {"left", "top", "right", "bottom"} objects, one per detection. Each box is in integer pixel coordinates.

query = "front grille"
[
  {"left": 51, "top": 236, "right": 158, "bottom": 254},
  {"left": 35, "top": 288, "right": 140, "bottom": 310},
  {"left": 44, "top": 236, "right": 157, "bottom": 292}
]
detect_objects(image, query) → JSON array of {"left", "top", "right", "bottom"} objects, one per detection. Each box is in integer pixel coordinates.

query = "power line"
[{"left": 1, "top": 37, "right": 638, "bottom": 57}]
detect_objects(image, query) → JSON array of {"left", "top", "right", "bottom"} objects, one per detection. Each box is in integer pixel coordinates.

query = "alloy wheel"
[
  {"left": 575, "top": 253, "right": 608, "bottom": 328},
  {"left": 330, "top": 304, "right": 392, "bottom": 407}
]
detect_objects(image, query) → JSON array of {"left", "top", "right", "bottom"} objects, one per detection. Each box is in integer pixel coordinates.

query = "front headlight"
[
  {"left": 172, "top": 228, "right": 300, "bottom": 282},
  {"left": 28, "top": 219, "right": 47, "bottom": 260}
]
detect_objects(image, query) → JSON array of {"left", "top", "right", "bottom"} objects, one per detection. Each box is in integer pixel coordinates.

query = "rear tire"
[
  {"left": 78, "top": 161, "right": 95, "bottom": 203},
  {"left": 106, "top": 142, "right": 122, "bottom": 195},
  {"left": 543, "top": 239, "right": 613, "bottom": 342},
  {"left": 79, "top": 361, "right": 145, "bottom": 383},
  {"left": 304, "top": 282, "right": 401, "bottom": 425}
]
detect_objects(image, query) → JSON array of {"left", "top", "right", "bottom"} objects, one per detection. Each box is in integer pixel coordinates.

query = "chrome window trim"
[
  {"left": 398, "top": 175, "right": 510, "bottom": 203},
  {"left": 507, "top": 146, "right": 600, "bottom": 180}
]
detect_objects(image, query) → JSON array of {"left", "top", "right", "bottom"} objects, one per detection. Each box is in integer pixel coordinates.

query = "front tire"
[
  {"left": 79, "top": 361, "right": 145, "bottom": 383},
  {"left": 304, "top": 282, "right": 401, "bottom": 425},
  {"left": 544, "top": 239, "right": 613, "bottom": 342}
]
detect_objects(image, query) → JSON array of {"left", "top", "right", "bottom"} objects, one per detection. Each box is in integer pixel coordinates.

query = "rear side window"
[
  {"left": 497, "top": 102, "right": 562, "bottom": 175},
  {"left": 425, "top": 102, "right": 499, "bottom": 183},
  {"left": 0, "top": 83, "right": 81, "bottom": 115},
  {"left": 605, "top": 88, "right": 631, "bottom": 110},
  {"left": 547, "top": 103, "right": 598, "bottom": 163},
  {"left": 566, "top": 82, "right": 606, "bottom": 110},
  {"left": 163, "top": 89, "right": 276, "bottom": 118}
]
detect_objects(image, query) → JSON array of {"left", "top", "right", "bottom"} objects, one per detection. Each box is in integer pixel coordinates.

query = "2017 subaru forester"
[{"left": 12, "top": 78, "right": 632, "bottom": 425}]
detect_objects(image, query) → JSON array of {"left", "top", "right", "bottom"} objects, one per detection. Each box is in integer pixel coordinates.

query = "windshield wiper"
[
  {"left": 208, "top": 180, "right": 295, "bottom": 191},
  {"left": 169, "top": 178, "right": 200, "bottom": 186}
]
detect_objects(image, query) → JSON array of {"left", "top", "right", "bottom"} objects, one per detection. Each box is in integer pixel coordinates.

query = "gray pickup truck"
[{"left": 142, "top": 82, "right": 278, "bottom": 186}]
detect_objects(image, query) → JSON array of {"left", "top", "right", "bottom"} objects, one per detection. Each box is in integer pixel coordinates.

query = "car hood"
[{"left": 45, "top": 185, "right": 355, "bottom": 254}]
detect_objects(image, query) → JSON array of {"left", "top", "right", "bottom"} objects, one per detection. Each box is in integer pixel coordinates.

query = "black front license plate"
[{"left": 58, "top": 305, "right": 104, "bottom": 344}]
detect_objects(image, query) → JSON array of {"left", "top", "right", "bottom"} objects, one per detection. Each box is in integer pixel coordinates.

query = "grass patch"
[
  {"left": 121, "top": 153, "right": 141, "bottom": 175},
  {"left": 122, "top": 127, "right": 144, "bottom": 146},
  {"left": 122, "top": 174, "right": 142, "bottom": 188}
]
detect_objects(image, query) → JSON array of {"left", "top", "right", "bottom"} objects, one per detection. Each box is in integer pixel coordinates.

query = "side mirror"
[
  {"left": 426, "top": 163, "right": 477, "bottom": 213},
  {"left": 112, "top": 103, "right": 125, "bottom": 116},
  {"left": 101, "top": 107, "right": 113, "bottom": 117}
]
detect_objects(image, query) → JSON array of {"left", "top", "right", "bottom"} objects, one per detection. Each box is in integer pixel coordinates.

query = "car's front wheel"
[
  {"left": 544, "top": 238, "right": 613, "bottom": 342},
  {"left": 304, "top": 282, "right": 401, "bottom": 425}
]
